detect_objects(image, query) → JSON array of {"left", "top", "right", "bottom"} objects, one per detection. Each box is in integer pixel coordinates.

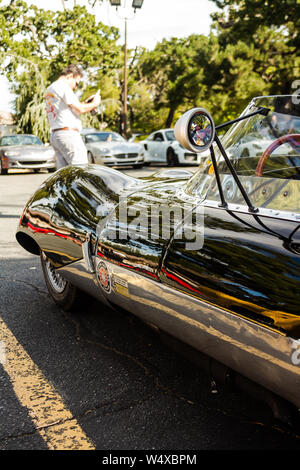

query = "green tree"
[
  {"left": 0, "top": 0, "right": 122, "bottom": 140},
  {"left": 211, "top": 0, "right": 300, "bottom": 49},
  {"left": 132, "top": 35, "right": 216, "bottom": 129},
  {"left": 210, "top": 0, "right": 300, "bottom": 96}
]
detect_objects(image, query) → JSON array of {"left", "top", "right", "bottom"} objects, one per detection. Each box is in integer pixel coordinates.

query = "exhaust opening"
[{"left": 16, "top": 232, "right": 40, "bottom": 255}]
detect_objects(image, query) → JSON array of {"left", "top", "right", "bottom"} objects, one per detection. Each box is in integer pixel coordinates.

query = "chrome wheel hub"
[{"left": 44, "top": 258, "right": 67, "bottom": 293}]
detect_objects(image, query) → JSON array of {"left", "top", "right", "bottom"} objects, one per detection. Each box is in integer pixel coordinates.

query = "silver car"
[
  {"left": 82, "top": 131, "right": 144, "bottom": 168},
  {"left": 0, "top": 134, "right": 57, "bottom": 175}
]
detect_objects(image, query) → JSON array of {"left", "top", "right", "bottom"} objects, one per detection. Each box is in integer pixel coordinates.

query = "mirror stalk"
[
  {"left": 214, "top": 134, "right": 258, "bottom": 213},
  {"left": 215, "top": 107, "right": 270, "bottom": 131},
  {"left": 209, "top": 146, "right": 227, "bottom": 208}
]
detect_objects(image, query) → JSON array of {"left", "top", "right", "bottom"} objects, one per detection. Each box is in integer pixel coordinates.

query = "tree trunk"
[{"left": 165, "top": 106, "right": 176, "bottom": 128}]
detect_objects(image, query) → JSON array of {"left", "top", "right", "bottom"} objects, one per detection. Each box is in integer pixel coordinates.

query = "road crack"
[
  {"left": 0, "top": 393, "right": 156, "bottom": 446},
  {"left": 62, "top": 310, "right": 196, "bottom": 407},
  {"left": 59, "top": 310, "right": 300, "bottom": 442},
  {"left": 0, "top": 276, "right": 48, "bottom": 296}
]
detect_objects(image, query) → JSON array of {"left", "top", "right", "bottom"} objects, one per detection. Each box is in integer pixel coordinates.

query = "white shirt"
[{"left": 45, "top": 79, "right": 82, "bottom": 131}]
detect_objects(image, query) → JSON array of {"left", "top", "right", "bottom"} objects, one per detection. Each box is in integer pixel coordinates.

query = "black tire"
[
  {"left": 167, "top": 148, "right": 179, "bottom": 167},
  {"left": 133, "top": 164, "right": 143, "bottom": 169},
  {"left": 40, "top": 252, "right": 86, "bottom": 311},
  {"left": 0, "top": 159, "right": 8, "bottom": 175}
]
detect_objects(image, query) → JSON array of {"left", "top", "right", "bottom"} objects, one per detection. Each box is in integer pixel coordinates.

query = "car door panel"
[
  {"left": 162, "top": 205, "right": 300, "bottom": 336},
  {"left": 97, "top": 180, "right": 192, "bottom": 279}
]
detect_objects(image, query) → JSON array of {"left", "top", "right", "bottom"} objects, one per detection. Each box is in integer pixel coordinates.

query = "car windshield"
[
  {"left": 187, "top": 96, "right": 300, "bottom": 213},
  {"left": 0, "top": 135, "right": 43, "bottom": 146},
  {"left": 218, "top": 95, "right": 300, "bottom": 178},
  {"left": 165, "top": 130, "right": 175, "bottom": 141},
  {"left": 85, "top": 132, "right": 126, "bottom": 143}
]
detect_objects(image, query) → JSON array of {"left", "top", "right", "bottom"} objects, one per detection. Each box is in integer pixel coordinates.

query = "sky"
[{"left": 0, "top": 0, "right": 218, "bottom": 112}]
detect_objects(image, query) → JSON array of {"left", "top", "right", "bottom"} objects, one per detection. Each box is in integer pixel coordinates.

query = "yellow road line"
[{"left": 0, "top": 317, "right": 95, "bottom": 450}]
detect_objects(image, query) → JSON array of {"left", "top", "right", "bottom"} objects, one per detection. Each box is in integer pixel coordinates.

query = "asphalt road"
[{"left": 1, "top": 166, "right": 300, "bottom": 453}]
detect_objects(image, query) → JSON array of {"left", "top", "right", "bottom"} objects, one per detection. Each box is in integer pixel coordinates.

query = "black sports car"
[{"left": 16, "top": 95, "right": 300, "bottom": 422}]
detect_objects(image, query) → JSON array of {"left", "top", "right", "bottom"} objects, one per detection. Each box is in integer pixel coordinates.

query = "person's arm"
[
  {"left": 63, "top": 85, "right": 101, "bottom": 115},
  {"left": 69, "top": 94, "right": 101, "bottom": 114}
]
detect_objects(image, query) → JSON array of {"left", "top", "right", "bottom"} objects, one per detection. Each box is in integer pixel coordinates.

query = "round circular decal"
[{"left": 96, "top": 261, "right": 111, "bottom": 293}]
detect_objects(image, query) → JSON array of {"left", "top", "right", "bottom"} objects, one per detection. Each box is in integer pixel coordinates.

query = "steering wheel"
[{"left": 255, "top": 134, "right": 300, "bottom": 177}]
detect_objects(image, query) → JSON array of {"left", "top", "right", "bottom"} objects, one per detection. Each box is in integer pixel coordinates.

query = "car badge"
[{"left": 96, "top": 261, "right": 111, "bottom": 293}]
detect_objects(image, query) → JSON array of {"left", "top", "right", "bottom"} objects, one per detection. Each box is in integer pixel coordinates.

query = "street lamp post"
[
  {"left": 109, "top": 0, "right": 144, "bottom": 138},
  {"left": 123, "top": 17, "right": 128, "bottom": 137}
]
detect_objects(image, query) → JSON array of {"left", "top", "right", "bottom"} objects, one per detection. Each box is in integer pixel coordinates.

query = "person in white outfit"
[{"left": 45, "top": 64, "right": 101, "bottom": 169}]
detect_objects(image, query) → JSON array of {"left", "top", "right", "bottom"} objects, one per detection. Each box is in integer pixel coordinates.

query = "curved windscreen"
[
  {"left": 0, "top": 135, "right": 43, "bottom": 146},
  {"left": 84, "top": 132, "right": 126, "bottom": 143},
  {"left": 218, "top": 95, "right": 300, "bottom": 179},
  {"left": 187, "top": 96, "right": 300, "bottom": 213},
  {"left": 165, "top": 130, "right": 175, "bottom": 141}
]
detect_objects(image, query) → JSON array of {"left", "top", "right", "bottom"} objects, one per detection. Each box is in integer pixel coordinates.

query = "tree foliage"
[
  {"left": 210, "top": 0, "right": 300, "bottom": 97},
  {"left": 126, "top": 0, "right": 299, "bottom": 130},
  {"left": 0, "top": 0, "right": 121, "bottom": 140},
  {"left": 0, "top": 0, "right": 299, "bottom": 138},
  {"left": 211, "top": 0, "right": 300, "bottom": 49}
]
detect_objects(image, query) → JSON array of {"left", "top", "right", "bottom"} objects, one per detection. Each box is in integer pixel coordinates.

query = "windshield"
[
  {"left": 165, "top": 130, "right": 175, "bottom": 141},
  {"left": 85, "top": 132, "right": 126, "bottom": 143},
  {"left": 0, "top": 135, "right": 43, "bottom": 146},
  {"left": 218, "top": 95, "right": 300, "bottom": 178},
  {"left": 187, "top": 96, "right": 300, "bottom": 213}
]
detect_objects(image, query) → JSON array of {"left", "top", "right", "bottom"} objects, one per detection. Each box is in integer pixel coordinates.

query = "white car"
[
  {"left": 82, "top": 131, "right": 144, "bottom": 168},
  {"left": 227, "top": 134, "right": 293, "bottom": 159},
  {"left": 140, "top": 128, "right": 202, "bottom": 166}
]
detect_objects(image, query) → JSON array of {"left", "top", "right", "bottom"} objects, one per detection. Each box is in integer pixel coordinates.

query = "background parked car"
[
  {"left": 0, "top": 134, "right": 56, "bottom": 175},
  {"left": 227, "top": 134, "right": 293, "bottom": 159},
  {"left": 82, "top": 131, "right": 144, "bottom": 168},
  {"left": 140, "top": 128, "right": 202, "bottom": 166}
]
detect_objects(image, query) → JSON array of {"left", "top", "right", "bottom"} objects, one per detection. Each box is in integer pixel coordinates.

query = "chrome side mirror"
[{"left": 174, "top": 108, "right": 215, "bottom": 153}]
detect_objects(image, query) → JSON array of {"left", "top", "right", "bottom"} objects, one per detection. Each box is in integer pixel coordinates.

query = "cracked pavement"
[{"left": 1, "top": 169, "right": 300, "bottom": 450}]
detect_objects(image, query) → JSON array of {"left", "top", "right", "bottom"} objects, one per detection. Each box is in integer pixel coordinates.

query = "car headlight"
[{"left": 4, "top": 150, "right": 20, "bottom": 157}]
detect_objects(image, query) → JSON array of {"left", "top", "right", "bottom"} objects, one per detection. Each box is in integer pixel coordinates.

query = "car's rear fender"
[{"left": 15, "top": 165, "right": 141, "bottom": 267}]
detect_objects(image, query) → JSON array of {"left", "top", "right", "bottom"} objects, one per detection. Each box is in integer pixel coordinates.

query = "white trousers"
[{"left": 50, "top": 130, "right": 88, "bottom": 169}]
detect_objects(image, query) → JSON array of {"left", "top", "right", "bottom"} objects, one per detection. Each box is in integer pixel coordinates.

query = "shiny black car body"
[{"left": 16, "top": 96, "right": 300, "bottom": 419}]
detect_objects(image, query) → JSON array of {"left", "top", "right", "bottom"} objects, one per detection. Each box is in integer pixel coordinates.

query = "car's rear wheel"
[
  {"left": 40, "top": 252, "right": 86, "bottom": 311},
  {"left": 167, "top": 148, "right": 178, "bottom": 167}
]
